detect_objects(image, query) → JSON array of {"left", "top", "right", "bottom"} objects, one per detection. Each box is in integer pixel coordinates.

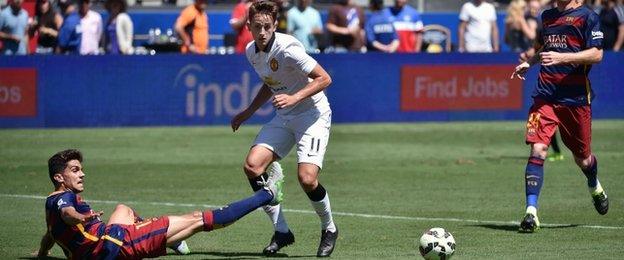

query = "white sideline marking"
[{"left": 2, "top": 193, "right": 622, "bottom": 230}]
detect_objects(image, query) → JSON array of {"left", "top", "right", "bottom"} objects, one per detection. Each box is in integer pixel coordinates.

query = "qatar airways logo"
[
  {"left": 174, "top": 64, "right": 273, "bottom": 118},
  {"left": 544, "top": 34, "right": 568, "bottom": 48}
]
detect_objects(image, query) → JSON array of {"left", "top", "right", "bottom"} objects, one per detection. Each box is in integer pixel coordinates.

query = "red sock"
[{"left": 202, "top": 211, "right": 214, "bottom": 231}]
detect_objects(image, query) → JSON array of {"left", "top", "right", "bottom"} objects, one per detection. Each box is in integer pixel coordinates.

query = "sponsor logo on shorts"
[{"left": 526, "top": 113, "right": 541, "bottom": 135}]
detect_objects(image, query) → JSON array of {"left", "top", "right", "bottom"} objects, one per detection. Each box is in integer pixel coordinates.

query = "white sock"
[
  {"left": 526, "top": 206, "right": 537, "bottom": 216},
  {"left": 589, "top": 180, "right": 604, "bottom": 195},
  {"left": 263, "top": 204, "right": 289, "bottom": 233},
  {"left": 310, "top": 193, "right": 336, "bottom": 232}
]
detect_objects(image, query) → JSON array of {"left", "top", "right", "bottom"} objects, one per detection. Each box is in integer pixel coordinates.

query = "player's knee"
[
  {"left": 243, "top": 160, "right": 265, "bottom": 177},
  {"left": 298, "top": 172, "right": 317, "bottom": 190},
  {"left": 574, "top": 156, "right": 592, "bottom": 169},
  {"left": 114, "top": 204, "right": 132, "bottom": 213},
  {"left": 531, "top": 143, "right": 549, "bottom": 159}
]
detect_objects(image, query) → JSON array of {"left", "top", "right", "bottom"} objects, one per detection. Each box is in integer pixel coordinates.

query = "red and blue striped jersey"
[
  {"left": 45, "top": 191, "right": 104, "bottom": 259},
  {"left": 535, "top": 6, "right": 603, "bottom": 106},
  {"left": 387, "top": 5, "right": 424, "bottom": 53}
]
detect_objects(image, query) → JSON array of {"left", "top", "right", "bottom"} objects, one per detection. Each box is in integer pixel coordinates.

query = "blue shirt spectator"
[
  {"left": 0, "top": 0, "right": 29, "bottom": 55},
  {"left": 58, "top": 10, "right": 82, "bottom": 54},
  {"left": 287, "top": 0, "right": 323, "bottom": 53},
  {"left": 365, "top": 0, "right": 399, "bottom": 52}
]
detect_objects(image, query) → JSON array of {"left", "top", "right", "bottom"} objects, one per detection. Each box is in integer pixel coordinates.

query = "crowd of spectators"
[{"left": 1, "top": 0, "right": 623, "bottom": 55}]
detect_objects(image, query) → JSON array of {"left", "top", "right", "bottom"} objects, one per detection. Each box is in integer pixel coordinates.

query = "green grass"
[{"left": 1, "top": 121, "right": 623, "bottom": 259}]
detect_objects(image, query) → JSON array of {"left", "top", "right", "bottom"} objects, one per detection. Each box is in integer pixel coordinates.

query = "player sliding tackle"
[
  {"left": 36, "top": 149, "right": 284, "bottom": 259},
  {"left": 511, "top": 0, "right": 608, "bottom": 233}
]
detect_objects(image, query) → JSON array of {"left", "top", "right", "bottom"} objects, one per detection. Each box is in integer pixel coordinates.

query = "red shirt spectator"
[{"left": 230, "top": 0, "right": 253, "bottom": 53}]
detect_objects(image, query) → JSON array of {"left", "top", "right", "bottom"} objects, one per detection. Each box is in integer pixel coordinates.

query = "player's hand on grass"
[
  {"left": 511, "top": 62, "right": 530, "bottom": 80},
  {"left": 540, "top": 51, "right": 566, "bottom": 66},
  {"left": 231, "top": 109, "right": 252, "bottom": 132},
  {"left": 32, "top": 249, "right": 49, "bottom": 259},
  {"left": 272, "top": 94, "right": 299, "bottom": 109}
]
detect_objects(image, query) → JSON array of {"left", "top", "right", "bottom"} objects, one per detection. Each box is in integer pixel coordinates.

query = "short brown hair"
[
  {"left": 48, "top": 149, "right": 83, "bottom": 185},
  {"left": 248, "top": 0, "right": 279, "bottom": 23}
]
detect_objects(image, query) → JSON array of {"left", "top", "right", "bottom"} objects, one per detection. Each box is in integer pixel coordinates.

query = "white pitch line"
[{"left": 2, "top": 193, "right": 622, "bottom": 230}]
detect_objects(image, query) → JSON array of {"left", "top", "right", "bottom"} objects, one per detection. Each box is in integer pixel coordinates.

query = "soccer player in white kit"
[{"left": 230, "top": 1, "right": 337, "bottom": 257}]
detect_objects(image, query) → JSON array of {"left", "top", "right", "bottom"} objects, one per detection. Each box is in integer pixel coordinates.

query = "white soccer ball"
[{"left": 418, "top": 227, "right": 456, "bottom": 260}]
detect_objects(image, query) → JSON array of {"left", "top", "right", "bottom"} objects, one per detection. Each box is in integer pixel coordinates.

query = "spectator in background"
[
  {"left": 365, "top": 0, "right": 399, "bottom": 52},
  {"left": 30, "top": 0, "right": 63, "bottom": 54},
  {"left": 230, "top": 0, "right": 252, "bottom": 53},
  {"left": 326, "top": 0, "right": 365, "bottom": 52},
  {"left": 387, "top": 0, "right": 423, "bottom": 53},
  {"left": 57, "top": 0, "right": 81, "bottom": 54},
  {"left": 594, "top": 0, "right": 624, "bottom": 51},
  {"left": 78, "top": 0, "right": 102, "bottom": 54},
  {"left": 287, "top": 0, "right": 323, "bottom": 53},
  {"left": 504, "top": 0, "right": 536, "bottom": 52},
  {"left": 105, "top": 0, "right": 133, "bottom": 54},
  {"left": 273, "top": 0, "right": 290, "bottom": 33},
  {"left": 175, "top": 0, "right": 208, "bottom": 54},
  {"left": 458, "top": 0, "right": 499, "bottom": 53},
  {"left": 0, "top": 0, "right": 29, "bottom": 55}
]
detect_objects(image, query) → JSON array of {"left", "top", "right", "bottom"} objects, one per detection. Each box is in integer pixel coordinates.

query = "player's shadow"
[
  {"left": 488, "top": 155, "right": 531, "bottom": 161},
  {"left": 19, "top": 257, "right": 65, "bottom": 260},
  {"left": 471, "top": 223, "right": 579, "bottom": 232},
  {"left": 173, "top": 251, "right": 315, "bottom": 259}
]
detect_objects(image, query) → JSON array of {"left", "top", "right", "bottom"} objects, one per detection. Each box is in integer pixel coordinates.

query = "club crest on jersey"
[
  {"left": 565, "top": 16, "right": 575, "bottom": 24},
  {"left": 270, "top": 58, "right": 279, "bottom": 72}
]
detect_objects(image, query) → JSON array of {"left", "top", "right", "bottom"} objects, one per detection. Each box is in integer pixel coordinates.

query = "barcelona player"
[
  {"left": 36, "top": 149, "right": 284, "bottom": 259},
  {"left": 230, "top": 1, "right": 337, "bottom": 257},
  {"left": 511, "top": 0, "right": 608, "bottom": 233}
]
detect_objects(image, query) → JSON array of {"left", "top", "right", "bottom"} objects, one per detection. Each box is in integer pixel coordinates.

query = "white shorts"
[{"left": 253, "top": 110, "right": 331, "bottom": 169}]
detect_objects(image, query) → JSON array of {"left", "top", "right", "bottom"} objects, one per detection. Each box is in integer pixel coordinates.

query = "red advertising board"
[
  {"left": 401, "top": 65, "right": 522, "bottom": 111},
  {"left": 0, "top": 68, "right": 37, "bottom": 117}
]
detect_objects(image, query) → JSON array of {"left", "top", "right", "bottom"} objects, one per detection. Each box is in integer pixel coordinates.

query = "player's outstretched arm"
[
  {"left": 272, "top": 64, "right": 331, "bottom": 109},
  {"left": 35, "top": 231, "right": 55, "bottom": 258},
  {"left": 512, "top": 44, "right": 544, "bottom": 80},
  {"left": 231, "top": 84, "right": 273, "bottom": 132},
  {"left": 540, "top": 47, "right": 603, "bottom": 66},
  {"left": 60, "top": 207, "right": 103, "bottom": 226}
]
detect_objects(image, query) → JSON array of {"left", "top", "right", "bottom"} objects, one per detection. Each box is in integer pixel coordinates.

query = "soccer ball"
[{"left": 418, "top": 227, "right": 456, "bottom": 260}]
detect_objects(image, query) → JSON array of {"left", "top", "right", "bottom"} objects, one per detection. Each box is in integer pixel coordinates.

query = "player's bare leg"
[
  {"left": 574, "top": 154, "right": 608, "bottom": 215},
  {"left": 106, "top": 204, "right": 191, "bottom": 254},
  {"left": 243, "top": 146, "right": 293, "bottom": 255},
  {"left": 165, "top": 212, "right": 204, "bottom": 246},
  {"left": 298, "top": 163, "right": 338, "bottom": 257},
  {"left": 165, "top": 170, "right": 285, "bottom": 246},
  {"left": 243, "top": 145, "right": 277, "bottom": 179},
  {"left": 107, "top": 204, "right": 136, "bottom": 225},
  {"left": 520, "top": 143, "right": 547, "bottom": 233}
]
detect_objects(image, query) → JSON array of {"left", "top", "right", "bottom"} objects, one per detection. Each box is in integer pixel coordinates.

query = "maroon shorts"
[
  {"left": 117, "top": 216, "right": 169, "bottom": 260},
  {"left": 525, "top": 98, "right": 592, "bottom": 158}
]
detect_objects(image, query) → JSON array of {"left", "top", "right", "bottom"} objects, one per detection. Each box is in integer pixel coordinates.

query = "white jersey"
[
  {"left": 459, "top": 1, "right": 497, "bottom": 53},
  {"left": 246, "top": 32, "right": 330, "bottom": 117}
]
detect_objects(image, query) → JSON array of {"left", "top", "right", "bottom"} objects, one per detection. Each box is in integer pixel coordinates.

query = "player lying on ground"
[
  {"left": 36, "top": 149, "right": 284, "bottom": 259},
  {"left": 511, "top": 0, "right": 608, "bottom": 233}
]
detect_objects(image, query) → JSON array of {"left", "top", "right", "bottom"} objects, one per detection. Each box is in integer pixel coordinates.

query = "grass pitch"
[{"left": 1, "top": 121, "right": 623, "bottom": 259}]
